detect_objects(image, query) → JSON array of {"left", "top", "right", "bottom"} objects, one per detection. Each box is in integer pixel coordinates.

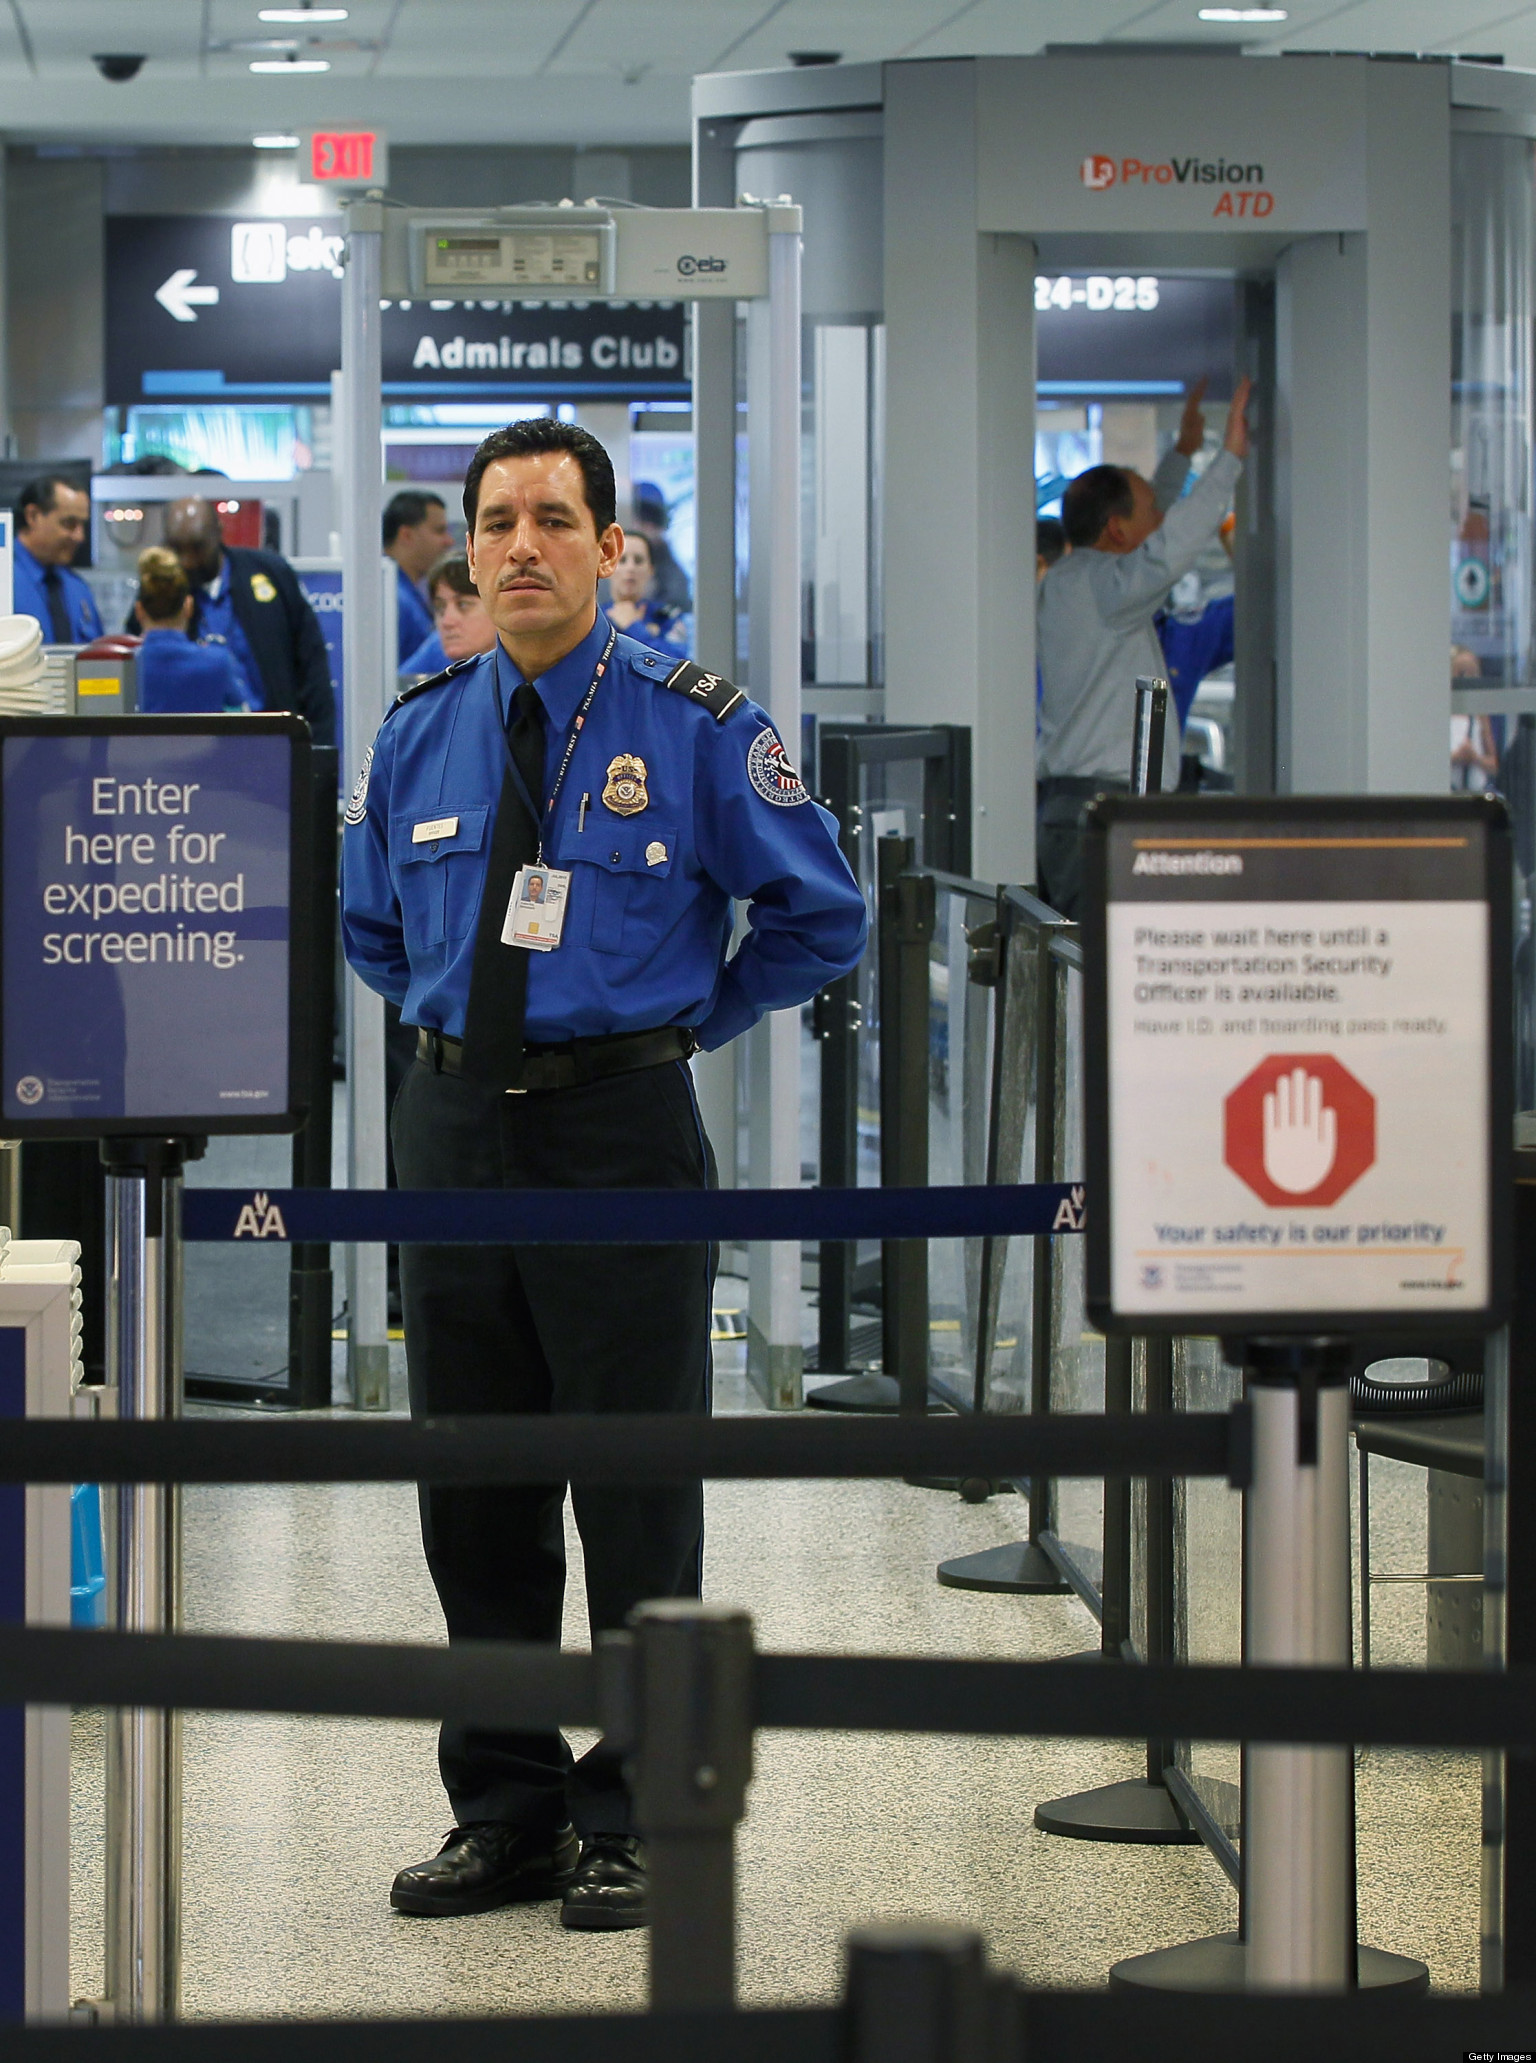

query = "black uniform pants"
[{"left": 391, "top": 1053, "right": 715, "bottom": 1837}]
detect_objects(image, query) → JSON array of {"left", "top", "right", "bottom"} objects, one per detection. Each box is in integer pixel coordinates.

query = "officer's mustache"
[{"left": 498, "top": 568, "right": 555, "bottom": 591}]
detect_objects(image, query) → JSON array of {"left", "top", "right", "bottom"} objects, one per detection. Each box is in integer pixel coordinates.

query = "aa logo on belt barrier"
[{"left": 233, "top": 1191, "right": 288, "bottom": 1240}]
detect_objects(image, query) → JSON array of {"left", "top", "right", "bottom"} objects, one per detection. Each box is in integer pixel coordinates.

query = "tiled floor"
[{"left": 67, "top": 1299, "right": 1480, "bottom": 2020}]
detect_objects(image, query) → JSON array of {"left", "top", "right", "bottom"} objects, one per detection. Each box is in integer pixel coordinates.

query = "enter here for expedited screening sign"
[
  {"left": 0, "top": 728, "right": 298, "bottom": 1127},
  {"left": 1099, "top": 820, "right": 1494, "bottom": 1322}
]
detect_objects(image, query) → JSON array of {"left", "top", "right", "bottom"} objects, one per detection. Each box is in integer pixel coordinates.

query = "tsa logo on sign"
[
  {"left": 15, "top": 1076, "right": 43, "bottom": 1107},
  {"left": 1140, "top": 1265, "right": 1164, "bottom": 1292},
  {"left": 1081, "top": 154, "right": 1117, "bottom": 190}
]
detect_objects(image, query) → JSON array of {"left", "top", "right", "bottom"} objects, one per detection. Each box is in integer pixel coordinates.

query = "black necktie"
[
  {"left": 461, "top": 680, "right": 546, "bottom": 1091},
  {"left": 40, "top": 567, "right": 71, "bottom": 645}
]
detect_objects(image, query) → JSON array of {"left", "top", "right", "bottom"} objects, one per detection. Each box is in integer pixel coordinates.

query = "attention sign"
[{"left": 1083, "top": 796, "right": 1510, "bottom": 1335}]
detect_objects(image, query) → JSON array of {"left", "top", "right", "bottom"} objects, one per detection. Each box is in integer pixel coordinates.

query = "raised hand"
[
  {"left": 1176, "top": 376, "right": 1208, "bottom": 456},
  {"left": 1261, "top": 1064, "right": 1337, "bottom": 1196},
  {"left": 1224, "top": 375, "right": 1253, "bottom": 461}
]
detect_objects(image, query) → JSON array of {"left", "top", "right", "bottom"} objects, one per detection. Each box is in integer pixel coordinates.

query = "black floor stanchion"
[
  {"left": 812, "top": 836, "right": 943, "bottom": 1418},
  {"left": 1032, "top": 682, "right": 1197, "bottom": 1841},
  {"left": 938, "top": 914, "right": 1074, "bottom": 1590},
  {"left": 844, "top": 1925, "right": 1015, "bottom": 2063},
  {"left": 621, "top": 1601, "right": 754, "bottom": 2012},
  {"left": 286, "top": 746, "right": 338, "bottom": 1411}
]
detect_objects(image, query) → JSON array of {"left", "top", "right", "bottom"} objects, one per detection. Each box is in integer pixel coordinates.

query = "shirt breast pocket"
[
  {"left": 585, "top": 819, "right": 680, "bottom": 957},
  {"left": 391, "top": 806, "right": 489, "bottom": 951}
]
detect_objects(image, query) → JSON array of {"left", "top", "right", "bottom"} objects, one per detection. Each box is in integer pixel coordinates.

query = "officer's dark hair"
[
  {"left": 1061, "top": 464, "right": 1136, "bottom": 550},
  {"left": 463, "top": 419, "right": 616, "bottom": 537},
  {"left": 1036, "top": 516, "right": 1066, "bottom": 568},
  {"left": 383, "top": 490, "right": 445, "bottom": 548},
  {"left": 17, "top": 474, "right": 84, "bottom": 531}
]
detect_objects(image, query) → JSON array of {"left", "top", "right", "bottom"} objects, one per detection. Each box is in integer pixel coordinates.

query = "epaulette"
[
  {"left": 625, "top": 644, "right": 747, "bottom": 722},
  {"left": 391, "top": 654, "right": 479, "bottom": 709},
  {"left": 660, "top": 658, "right": 747, "bottom": 722}
]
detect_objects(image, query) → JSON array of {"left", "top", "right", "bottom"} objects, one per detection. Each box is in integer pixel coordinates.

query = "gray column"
[
  {"left": 883, "top": 59, "right": 1035, "bottom": 883},
  {"left": 1276, "top": 63, "right": 1451, "bottom": 795}
]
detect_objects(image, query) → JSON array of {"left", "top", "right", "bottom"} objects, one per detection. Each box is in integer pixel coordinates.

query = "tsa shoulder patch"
[
  {"left": 660, "top": 659, "right": 746, "bottom": 723},
  {"left": 344, "top": 745, "right": 374, "bottom": 826},
  {"left": 747, "top": 726, "right": 809, "bottom": 808},
  {"left": 250, "top": 571, "right": 278, "bottom": 604}
]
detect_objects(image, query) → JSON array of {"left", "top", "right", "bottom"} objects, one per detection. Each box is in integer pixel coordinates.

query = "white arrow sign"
[{"left": 155, "top": 269, "right": 220, "bottom": 322}]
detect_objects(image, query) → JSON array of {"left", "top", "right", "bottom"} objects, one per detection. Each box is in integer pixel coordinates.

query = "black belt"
[
  {"left": 416, "top": 1023, "right": 696, "bottom": 1093},
  {"left": 1037, "top": 775, "right": 1131, "bottom": 800}
]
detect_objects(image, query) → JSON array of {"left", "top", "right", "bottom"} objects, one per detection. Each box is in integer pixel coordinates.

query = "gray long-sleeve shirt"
[{"left": 1037, "top": 445, "right": 1241, "bottom": 789}]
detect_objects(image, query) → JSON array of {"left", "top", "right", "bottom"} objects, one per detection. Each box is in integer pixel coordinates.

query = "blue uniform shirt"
[
  {"left": 1157, "top": 593, "right": 1235, "bottom": 728},
  {"left": 13, "top": 540, "right": 102, "bottom": 643},
  {"left": 402, "top": 626, "right": 447, "bottom": 677},
  {"left": 137, "top": 628, "right": 255, "bottom": 714},
  {"left": 196, "top": 562, "right": 265, "bottom": 710},
  {"left": 397, "top": 575, "right": 435, "bottom": 668},
  {"left": 341, "top": 611, "right": 868, "bottom": 1049},
  {"left": 608, "top": 603, "right": 689, "bottom": 662}
]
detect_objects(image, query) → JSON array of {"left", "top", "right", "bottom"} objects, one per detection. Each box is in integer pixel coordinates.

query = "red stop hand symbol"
[{"left": 1223, "top": 1054, "right": 1375, "bottom": 1209}]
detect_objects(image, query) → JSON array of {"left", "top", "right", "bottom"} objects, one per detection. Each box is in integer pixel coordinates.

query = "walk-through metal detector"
[
  {"left": 694, "top": 49, "right": 1504, "bottom": 848},
  {"left": 338, "top": 198, "right": 802, "bottom": 1409}
]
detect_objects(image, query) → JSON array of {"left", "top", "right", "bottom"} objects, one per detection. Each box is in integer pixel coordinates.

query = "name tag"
[{"left": 412, "top": 815, "right": 459, "bottom": 844}]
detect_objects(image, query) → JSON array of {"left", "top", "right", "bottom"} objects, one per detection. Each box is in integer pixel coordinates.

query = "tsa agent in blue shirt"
[
  {"left": 401, "top": 551, "right": 497, "bottom": 678},
  {"left": 604, "top": 532, "right": 689, "bottom": 661},
  {"left": 384, "top": 490, "right": 451, "bottom": 669},
  {"left": 12, "top": 475, "right": 102, "bottom": 643},
  {"left": 1157, "top": 590, "right": 1235, "bottom": 729},
  {"left": 132, "top": 547, "right": 254, "bottom": 713},
  {"left": 343, "top": 419, "right": 866, "bottom": 1935}
]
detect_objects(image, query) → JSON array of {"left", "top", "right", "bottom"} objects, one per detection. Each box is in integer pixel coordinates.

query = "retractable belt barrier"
[{"left": 182, "top": 1181, "right": 1087, "bottom": 1245}]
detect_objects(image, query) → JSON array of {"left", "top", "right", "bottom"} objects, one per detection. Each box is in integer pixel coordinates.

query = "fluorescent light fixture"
[
  {"left": 252, "top": 133, "right": 299, "bottom": 147},
  {"left": 250, "top": 56, "right": 331, "bottom": 70},
  {"left": 258, "top": 7, "right": 349, "bottom": 17},
  {"left": 1197, "top": 6, "right": 1288, "bottom": 17}
]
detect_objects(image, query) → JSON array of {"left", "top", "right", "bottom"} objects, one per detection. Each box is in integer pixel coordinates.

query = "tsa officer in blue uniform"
[
  {"left": 132, "top": 546, "right": 255, "bottom": 712},
  {"left": 12, "top": 474, "right": 102, "bottom": 644},
  {"left": 342, "top": 418, "right": 867, "bottom": 1934}
]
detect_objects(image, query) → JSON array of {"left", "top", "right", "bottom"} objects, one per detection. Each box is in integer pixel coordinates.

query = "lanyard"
[{"left": 494, "top": 625, "right": 616, "bottom": 863}]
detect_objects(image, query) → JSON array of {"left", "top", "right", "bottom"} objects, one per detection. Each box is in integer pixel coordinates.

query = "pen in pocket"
[{"left": 578, "top": 791, "right": 590, "bottom": 832}]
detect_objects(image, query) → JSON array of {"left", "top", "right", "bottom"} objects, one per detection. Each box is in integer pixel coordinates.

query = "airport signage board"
[
  {"left": 105, "top": 215, "right": 688, "bottom": 404},
  {"left": 979, "top": 54, "right": 1370, "bottom": 236},
  {"left": 1083, "top": 796, "right": 1510, "bottom": 1336},
  {"left": 0, "top": 718, "right": 312, "bottom": 1137}
]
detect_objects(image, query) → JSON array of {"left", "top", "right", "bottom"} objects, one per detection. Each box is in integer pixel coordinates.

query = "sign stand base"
[{"left": 1109, "top": 1933, "right": 1427, "bottom": 1992}]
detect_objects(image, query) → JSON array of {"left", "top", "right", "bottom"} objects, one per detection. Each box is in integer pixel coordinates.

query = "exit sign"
[{"left": 306, "top": 131, "right": 386, "bottom": 186}]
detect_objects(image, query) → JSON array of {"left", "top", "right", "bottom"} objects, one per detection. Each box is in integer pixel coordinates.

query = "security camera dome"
[{"left": 93, "top": 53, "right": 146, "bottom": 82}]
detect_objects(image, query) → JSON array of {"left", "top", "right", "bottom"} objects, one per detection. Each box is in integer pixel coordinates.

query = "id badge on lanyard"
[{"left": 495, "top": 629, "right": 614, "bottom": 952}]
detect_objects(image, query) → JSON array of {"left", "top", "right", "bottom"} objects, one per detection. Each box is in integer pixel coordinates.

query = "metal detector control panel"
[
  {"left": 379, "top": 202, "right": 794, "bottom": 304},
  {"left": 1084, "top": 796, "right": 1510, "bottom": 1335},
  {"left": 0, "top": 716, "right": 312, "bottom": 1138}
]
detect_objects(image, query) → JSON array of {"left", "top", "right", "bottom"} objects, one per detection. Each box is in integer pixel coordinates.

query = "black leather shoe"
[
  {"left": 560, "top": 1834, "right": 648, "bottom": 1931},
  {"left": 391, "top": 1821, "right": 578, "bottom": 1916}
]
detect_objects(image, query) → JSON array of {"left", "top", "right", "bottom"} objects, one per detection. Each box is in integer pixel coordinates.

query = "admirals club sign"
[{"left": 106, "top": 215, "right": 688, "bottom": 405}]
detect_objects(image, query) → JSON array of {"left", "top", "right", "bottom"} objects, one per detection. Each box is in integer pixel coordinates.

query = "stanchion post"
[
  {"left": 623, "top": 1601, "right": 754, "bottom": 2012},
  {"left": 843, "top": 1924, "right": 1003, "bottom": 2063},
  {"left": 288, "top": 745, "right": 338, "bottom": 1410},
  {"left": 101, "top": 1137, "right": 194, "bottom": 2025},
  {"left": 878, "top": 837, "right": 936, "bottom": 1416},
  {"left": 1242, "top": 1336, "right": 1356, "bottom": 1991},
  {"left": 340, "top": 196, "right": 389, "bottom": 1414}
]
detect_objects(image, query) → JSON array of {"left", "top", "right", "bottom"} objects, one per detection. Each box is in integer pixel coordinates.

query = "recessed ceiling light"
[
  {"left": 252, "top": 133, "right": 300, "bottom": 147},
  {"left": 249, "top": 56, "right": 331, "bottom": 70},
  {"left": 1197, "top": 7, "right": 1288, "bottom": 18},
  {"left": 259, "top": 7, "right": 349, "bottom": 19}
]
